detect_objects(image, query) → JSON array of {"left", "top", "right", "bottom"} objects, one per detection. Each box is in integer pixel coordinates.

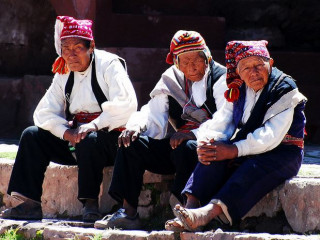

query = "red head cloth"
[
  {"left": 166, "top": 30, "right": 212, "bottom": 68},
  {"left": 52, "top": 16, "right": 94, "bottom": 74},
  {"left": 224, "top": 40, "right": 270, "bottom": 102}
]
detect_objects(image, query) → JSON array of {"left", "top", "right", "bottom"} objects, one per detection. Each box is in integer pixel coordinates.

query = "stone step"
[
  {"left": 1, "top": 159, "right": 320, "bottom": 234},
  {"left": 0, "top": 219, "right": 319, "bottom": 240}
]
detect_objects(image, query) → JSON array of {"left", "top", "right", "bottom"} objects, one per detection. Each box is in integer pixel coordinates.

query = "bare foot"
[
  {"left": 173, "top": 204, "right": 216, "bottom": 231},
  {"left": 165, "top": 218, "right": 186, "bottom": 232}
]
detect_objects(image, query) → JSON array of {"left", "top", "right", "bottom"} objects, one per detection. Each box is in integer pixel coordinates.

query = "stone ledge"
[
  {"left": 0, "top": 219, "right": 319, "bottom": 240},
  {"left": 1, "top": 159, "right": 320, "bottom": 233},
  {"left": 0, "top": 159, "right": 174, "bottom": 220}
]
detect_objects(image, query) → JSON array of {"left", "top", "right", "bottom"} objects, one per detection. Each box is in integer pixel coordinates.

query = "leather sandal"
[
  {"left": 0, "top": 201, "right": 42, "bottom": 220},
  {"left": 94, "top": 208, "right": 141, "bottom": 230}
]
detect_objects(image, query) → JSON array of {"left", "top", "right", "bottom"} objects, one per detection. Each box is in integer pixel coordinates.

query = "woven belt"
[
  {"left": 74, "top": 112, "right": 101, "bottom": 124},
  {"left": 74, "top": 112, "right": 125, "bottom": 132},
  {"left": 281, "top": 134, "right": 304, "bottom": 149}
]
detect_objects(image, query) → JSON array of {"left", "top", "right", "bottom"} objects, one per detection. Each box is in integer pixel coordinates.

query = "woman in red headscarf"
[{"left": 166, "top": 40, "right": 307, "bottom": 231}]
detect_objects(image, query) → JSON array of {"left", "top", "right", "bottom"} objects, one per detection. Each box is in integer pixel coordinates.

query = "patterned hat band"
[
  {"left": 224, "top": 40, "right": 270, "bottom": 102},
  {"left": 53, "top": 16, "right": 94, "bottom": 74},
  {"left": 166, "top": 30, "right": 212, "bottom": 67}
]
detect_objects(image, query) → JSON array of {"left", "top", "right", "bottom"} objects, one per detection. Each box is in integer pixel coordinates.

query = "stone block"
[
  {"left": 43, "top": 225, "right": 104, "bottom": 240},
  {"left": 279, "top": 178, "right": 320, "bottom": 233},
  {"left": 147, "top": 231, "right": 176, "bottom": 240},
  {"left": 138, "top": 205, "right": 154, "bottom": 219},
  {"left": 138, "top": 189, "right": 152, "bottom": 206},
  {"left": 0, "top": 160, "right": 173, "bottom": 219},
  {"left": 245, "top": 185, "right": 282, "bottom": 218}
]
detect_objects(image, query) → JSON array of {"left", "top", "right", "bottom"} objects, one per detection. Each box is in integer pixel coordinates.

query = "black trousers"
[
  {"left": 108, "top": 136, "right": 198, "bottom": 209},
  {"left": 7, "top": 126, "right": 119, "bottom": 202}
]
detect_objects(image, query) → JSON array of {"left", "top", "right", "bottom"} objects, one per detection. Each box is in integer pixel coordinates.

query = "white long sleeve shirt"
[
  {"left": 195, "top": 86, "right": 307, "bottom": 157},
  {"left": 126, "top": 64, "right": 228, "bottom": 139},
  {"left": 33, "top": 49, "right": 137, "bottom": 139}
]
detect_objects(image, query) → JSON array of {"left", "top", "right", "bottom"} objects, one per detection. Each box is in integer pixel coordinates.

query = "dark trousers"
[
  {"left": 183, "top": 144, "right": 303, "bottom": 222},
  {"left": 7, "top": 126, "right": 119, "bottom": 202},
  {"left": 108, "top": 137, "right": 198, "bottom": 209}
]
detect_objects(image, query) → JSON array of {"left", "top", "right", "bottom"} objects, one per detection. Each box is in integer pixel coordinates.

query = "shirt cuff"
[{"left": 233, "top": 141, "right": 245, "bottom": 157}]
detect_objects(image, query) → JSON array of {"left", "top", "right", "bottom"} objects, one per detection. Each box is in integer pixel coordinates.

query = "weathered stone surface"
[
  {"left": 43, "top": 225, "right": 103, "bottom": 240},
  {"left": 0, "top": 160, "right": 173, "bottom": 219},
  {"left": 41, "top": 163, "right": 83, "bottom": 218},
  {"left": 181, "top": 229, "right": 243, "bottom": 240},
  {"left": 100, "top": 229, "right": 149, "bottom": 240},
  {"left": 147, "top": 230, "right": 176, "bottom": 240},
  {"left": 143, "top": 170, "right": 175, "bottom": 184},
  {"left": 19, "top": 221, "right": 53, "bottom": 239},
  {"left": 139, "top": 189, "right": 152, "bottom": 206},
  {"left": 2, "top": 158, "right": 320, "bottom": 233},
  {"left": 138, "top": 205, "right": 155, "bottom": 219},
  {"left": 234, "top": 233, "right": 320, "bottom": 240},
  {"left": 245, "top": 185, "right": 282, "bottom": 218},
  {"left": 279, "top": 178, "right": 320, "bottom": 233},
  {"left": 0, "top": 219, "right": 28, "bottom": 235}
]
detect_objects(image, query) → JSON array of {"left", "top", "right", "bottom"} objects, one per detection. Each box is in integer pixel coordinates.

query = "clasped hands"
[
  {"left": 63, "top": 122, "right": 98, "bottom": 146},
  {"left": 197, "top": 139, "right": 238, "bottom": 165}
]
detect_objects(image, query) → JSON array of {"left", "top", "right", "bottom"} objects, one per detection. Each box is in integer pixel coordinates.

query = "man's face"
[
  {"left": 178, "top": 51, "right": 207, "bottom": 82},
  {"left": 237, "top": 56, "right": 273, "bottom": 92},
  {"left": 61, "top": 38, "right": 94, "bottom": 72}
]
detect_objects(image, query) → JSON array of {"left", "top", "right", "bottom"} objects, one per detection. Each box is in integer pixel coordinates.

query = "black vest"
[
  {"left": 168, "top": 61, "right": 226, "bottom": 130},
  {"left": 64, "top": 57, "right": 125, "bottom": 120},
  {"left": 232, "top": 67, "right": 306, "bottom": 142}
]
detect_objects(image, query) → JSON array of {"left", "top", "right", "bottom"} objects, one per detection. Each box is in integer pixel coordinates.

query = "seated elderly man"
[
  {"left": 0, "top": 16, "right": 137, "bottom": 222},
  {"left": 94, "top": 30, "right": 227, "bottom": 230},
  {"left": 166, "top": 40, "right": 307, "bottom": 231}
]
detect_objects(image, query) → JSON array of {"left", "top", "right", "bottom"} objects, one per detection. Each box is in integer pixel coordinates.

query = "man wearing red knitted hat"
[
  {"left": 0, "top": 16, "right": 137, "bottom": 222},
  {"left": 94, "top": 30, "right": 227, "bottom": 230},
  {"left": 167, "top": 40, "right": 307, "bottom": 232}
]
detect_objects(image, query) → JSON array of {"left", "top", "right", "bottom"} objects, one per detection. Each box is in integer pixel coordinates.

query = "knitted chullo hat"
[
  {"left": 166, "top": 30, "right": 212, "bottom": 68},
  {"left": 224, "top": 40, "right": 270, "bottom": 102},
  {"left": 52, "top": 16, "right": 94, "bottom": 74}
]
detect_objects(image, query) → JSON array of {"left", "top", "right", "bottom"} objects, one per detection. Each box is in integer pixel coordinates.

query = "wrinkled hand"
[
  {"left": 197, "top": 139, "right": 238, "bottom": 165},
  {"left": 63, "top": 128, "right": 81, "bottom": 147},
  {"left": 170, "top": 131, "right": 196, "bottom": 149},
  {"left": 118, "top": 129, "right": 140, "bottom": 147},
  {"left": 63, "top": 122, "right": 97, "bottom": 147},
  {"left": 78, "top": 122, "right": 97, "bottom": 137}
]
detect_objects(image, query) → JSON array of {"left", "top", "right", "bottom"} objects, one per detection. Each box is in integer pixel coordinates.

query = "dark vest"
[
  {"left": 64, "top": 56, "right": 125, "bottom": 120},
  {"left": 168, "top": 61, "right": 226, "bottom": 130},
  {"left": 232, "top": 67, "right": 306, "bottom": 143}
]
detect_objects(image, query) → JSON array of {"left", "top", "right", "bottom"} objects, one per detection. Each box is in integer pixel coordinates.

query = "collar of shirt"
[
  {"left": 242, "top": 86, "right": 264, "bottom": 124},
  {"left": 191, "top": 65, "right": 210, "bottom": 107},
  {"left": 75, "top": 54, "right": 95, "bottom": 82}
]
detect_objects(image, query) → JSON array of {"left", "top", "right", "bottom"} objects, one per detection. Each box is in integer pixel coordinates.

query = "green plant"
[
  {"left": 90, "top": 234, "right": 102, "bottom": 240},
  {"left": 0, "top": 228, "right": 24, "bottom": 240},
  {"left": 0, "top": 152, "right": 17, "bottom": 160}
]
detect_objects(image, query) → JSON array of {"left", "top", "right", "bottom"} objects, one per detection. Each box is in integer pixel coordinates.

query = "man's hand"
[
  {"left": 197, "top": 139, "right": 238, "bottom": 165},
  {"left": 63, "top": 128, "right": 81, "bottom": 147},
  {"left": 118, "top": 129, "right": 140, "bottom": 147},
  {"left": 170, "top": 131, "right": 196, "bottom": 149},
  {"left": 78, "top": 122, "right": 97, "bottom": 139},
  {"left": 63, "top": 122, "right": 97, "bottom": 146}
]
